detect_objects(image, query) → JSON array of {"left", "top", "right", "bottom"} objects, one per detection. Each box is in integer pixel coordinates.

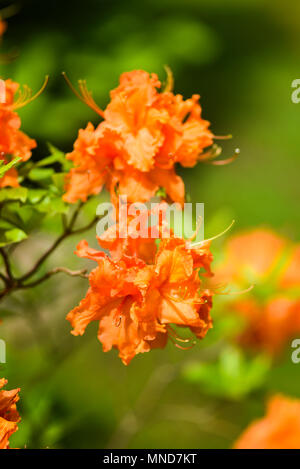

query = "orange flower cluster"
[
  {"left": 0, "top": 378, "right": 20, "bottom": 449},
  {"left": 216, "top": 228, "right": 300, "bottom": 355},
  {"left": 63, "top": 69, "right": 214, "bottom": 206},
  {"left": 67, "top": 231, "right": 213, "bottom": 365},
  {"left": 0, "top": 79, "right": 37, "bottom": 187},
  {"left": 234, "top": 395, "right": 300, "bottom": 449},
  {"left": 65, "top": 70, "right": 220, "bottom": 364}
]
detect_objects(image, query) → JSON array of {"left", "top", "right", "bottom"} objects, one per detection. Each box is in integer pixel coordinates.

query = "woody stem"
[{"left": 0, "top": 202, "right": 100, "bottom": 301}]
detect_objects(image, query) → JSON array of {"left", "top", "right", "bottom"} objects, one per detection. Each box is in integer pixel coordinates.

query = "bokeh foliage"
[{"left": 0, "top": 0, "right": 299, "bottom": 448}]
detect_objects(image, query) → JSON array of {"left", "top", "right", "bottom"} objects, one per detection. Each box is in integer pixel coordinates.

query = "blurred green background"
[{"left": 0, "top": 0, "right": 299, "bottom": 448}]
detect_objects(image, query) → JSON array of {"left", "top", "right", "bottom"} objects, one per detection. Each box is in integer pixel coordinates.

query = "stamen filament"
[
  {"left": 12, "top": 76, "right": 49, "bottom": 110},
  {"left": 168, "top": 333, "right": 196, "bottom": 350},
  {"left": 190, "top": 220, "right": 235, "bottom": 248},
  {"left": 167, "top": 325, "right": 194, "bottom": 343},
  {"left": 217, "top": 284, "right": 255, "bottom": 296},
  {"left": 199, "top": 144, "right": 222, "bottom": 162},
  {"left": 210, "top": 148, "right": 240, "bottom": 166},
  {"left": 188, "top": 215, "right": 203, "bottom": 242},
  {"left": 62, "top": 72, "right": 104, "bottom": 118},
  {"left": 163, "top": 65, "right": 174, "bottom": 93},
  {"left": 213, "top": 134, "right": 233, "bottom": 140}
]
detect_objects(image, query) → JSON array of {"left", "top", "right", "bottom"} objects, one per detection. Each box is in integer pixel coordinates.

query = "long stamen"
[
  {"left": 213, "top": 134, "right": 232, "bottom": 140},
  {"left": 210, "top": 148, "right": 240, "bottom": 166},
  {"left": 78, "top": 79, "right": 105, "bottom": 117},
  {"left": 12, "top": 76, "right": 49, "bottom": 110},
  {"left": 188, "top": 215, "right": 203, "bottom": 242},
  {"left": 13, "top": 85, "right": 30, "bottom": 107},
  {"left": 199, "top": 143, "right": 240, "bottom": 166},
  {"left": 168, "top": 332, "right": 196, "bottom": 350},
  {"left": 199, "top": 144, "right": 222, "bottom": 162},
  {"left": 190, "top": 220, "right": 235, "bottom": 249},
  {"left": 167, "top": 325, "right": 194, "bottom": 343},
  {"left": 169, "top": 334, "right": 197, "bottom": 350},
  {"left": 174, "top": 342, "right": 196, "bottom": 350},
  {"left": 209, "top": 282, "right": 229, "bottom": 295},
  {"left": 62, "top": 72, "right": 104, "bottom": 118},
  {"left": 218, "top": 284, "right": 255, "bottom": 296},
  {"left": 163, "top": 65, "right": 174, "bottom": 93}
]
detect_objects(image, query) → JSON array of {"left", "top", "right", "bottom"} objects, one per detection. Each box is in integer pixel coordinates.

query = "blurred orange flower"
[
  {"left": 0, "top": 79, "right": 37, "bottom": 187},
  {"left": 234, "top": 395, "right": 300, "bottom": 449},
  {"left": 63, "top": 69, "right": 214, "bottom": 206},
  {"left": 216, "top": 228, "right": 300, "bottom": 355},
  {"left": 0, "top": 378, "right": 20, "bottom": 449},
  {"left": 0, "top": 19, "right": 7, "bottom": 37},
  {"left": 67, "top": 233, "right": 213, "bottom": 365}
]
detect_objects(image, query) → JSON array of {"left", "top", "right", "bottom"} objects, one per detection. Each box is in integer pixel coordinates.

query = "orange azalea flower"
[
  {"left": 97, "top": 202, "right": 171, "bottom": 262},
  {"left": 280, "top": 244, "right": 300, "bottom": 289},
  {"left": 67, "top": 234, "right": 213, "bottom": 365},
  {"left": 63, "top": 69, "right": 215, "bottom": 205},
  {"left": 231, "top": 297, "right": 300, "bottom": 355},
  {"left": 0, "top": 378, "right": 20, "bottom": 449},
  {"left": 0, "top": 78, "right": 47, "bottom": 187},
  {"left": 234, "top": 395, "right": 300, "bottom": 449},
  {"left": 153, "top": 237, "right": 213, "bottom": 340},
  {"left": 67, "top": 247, "right": 166, "bottom": 365},
  {"left": 215, "top": 228, "right": 300, "bottom": 355},
  {"left": 108, "top": 164, "right": 186, "bottom": 207}
]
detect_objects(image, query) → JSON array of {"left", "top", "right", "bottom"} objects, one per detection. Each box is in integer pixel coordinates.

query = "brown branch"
[
  {"left": 18, "top": 202, "right": 91, "bottom": 283},
  {"left": 70, "top": 216, "right": 99, "bottom": 235},
  {"left": 20, "top": 267, "right": 88, "bottom": 289},
  {"left": 0, "top": 272, "right": 7, "bottom": 284},
  {"left": 18, "top": 230, "right": 69, "bottom": 283},
  {"left": 0, "top": 247, "right": 13, "bottom": 281},
  {"left": 0, "top": 203, "right": 101, "bottom": 301}
]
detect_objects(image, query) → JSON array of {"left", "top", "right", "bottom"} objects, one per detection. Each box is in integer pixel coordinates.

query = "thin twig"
[
  {"left": 68, "top": 201, "right": 84, "bottom": 230},
  {"left": 0, "top": 272, "right": 8, "bottom": 285},
  {"left": 0, "top": 202, "right": 101, "bottom": 300},
  {"left": 71, "top": 216, "right": 99, "bottom": 235},
  {"left": 20, "top": 267, "right": 88, "bottom": 289},
  {"left": 18, "top": 202, "right": 86, "bottom": 283},
  {"left": 0, "top": 247, "right": 13, "bottom": 281},
  {"left": 18, "top": 231, "right": 69, "bottom": 282}
]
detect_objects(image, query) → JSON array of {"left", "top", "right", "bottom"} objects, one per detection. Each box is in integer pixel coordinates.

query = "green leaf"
[
  {"left": 51, "top": 173, "right": 66, "bottom": 193},
  {"left": 0, "top": 187, "right": 28, "bottom": 203},
  {"left": 41, "top": 422, "right": 65, "bottom": 446},
  {"left": 37, "top": 143, "right": 71, "bottom": 171},
  {"left": 155, "top": 187, "right": 167, "bottom": 198},
  {"left": 182, "top": 346, "right": 270, "bottom": 400},
  {"left": 0, "top": 157, "right": 21, "bottom": 178},
  {"left": 36, "top": 195, "right": 68, "bottom": 214},
  {"left": 28, "top": 168, "right": 54, "bottom": 181},
  {"left": 27, "top": 188, "right": 48, "bottom": 204},
  {"left": 0, "top": 228, "right": 27, "bottom": 246}
]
